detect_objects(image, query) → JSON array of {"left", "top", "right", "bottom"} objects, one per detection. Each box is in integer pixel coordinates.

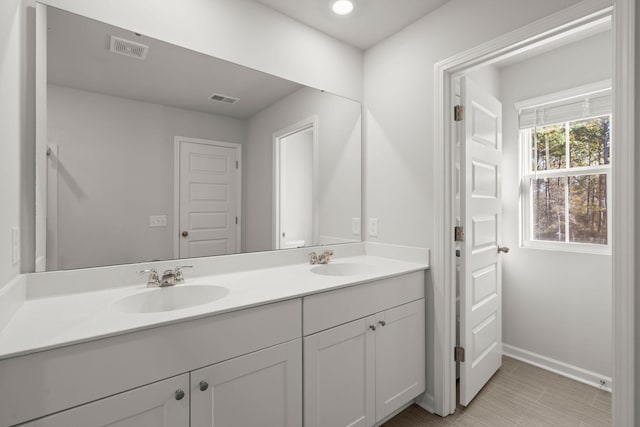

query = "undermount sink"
[
  {"left": 112, "top": 285, "right": 229, "bottom": 313},
  {"left": 310, "top": 263, "right": 372, "bottom": 276}
]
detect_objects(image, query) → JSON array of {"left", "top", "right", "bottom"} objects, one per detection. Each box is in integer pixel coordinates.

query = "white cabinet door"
[
  {"left": 191, "top": 339, "right": 302, "bottom": 427},
  {"left": 304, "top": 315, "right": 376, "bottom": 427},
  {"left": 375, "top": 299, "right": 425, "bottom": 421},
  {"left": 24, "top": 374, "right": 189, "bottom": 427}
]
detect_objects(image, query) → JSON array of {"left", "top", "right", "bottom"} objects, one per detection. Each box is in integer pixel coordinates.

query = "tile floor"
[{"left": 383, "top": 356, "right": 611, "bottom": 427}]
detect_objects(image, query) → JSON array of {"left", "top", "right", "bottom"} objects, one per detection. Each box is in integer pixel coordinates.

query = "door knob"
[
  {"left": 181, "top": 231, "right": 189, "bottom": 237},
  {"left": 498, "top": 246, "right": 510, "bottom": 253}
]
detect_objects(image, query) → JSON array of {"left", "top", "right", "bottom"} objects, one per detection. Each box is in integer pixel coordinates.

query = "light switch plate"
[
  {"left": 12, "top": 227, "right": 20, "bottom": 265},
  {"left": 351, "top": 217, "right": 361, "bottom": 235},
  {"left": 368, "top": 218, "right": 378, "bottom": 237},
  {"left": 149, "top": 215, "right": 168, "bottom": 227}
]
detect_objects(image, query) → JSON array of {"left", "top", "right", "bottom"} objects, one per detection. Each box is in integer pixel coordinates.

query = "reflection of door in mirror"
[
  {"left": 276, "top": 125, "right": 315, "bottom": 249},
  {"left": 176, "top": 137, "right": 241, "bottom": 258}
]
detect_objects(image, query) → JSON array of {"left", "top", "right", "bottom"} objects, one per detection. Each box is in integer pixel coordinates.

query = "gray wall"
[
  {"left": 499, "top": 31, "right": 613, "bottom": 378},
  {"left": 0, "top": 0, "right": 26, "bottom": 286},
  {"left": 47, "top": 85, "right": 246, "bottom": 270}
]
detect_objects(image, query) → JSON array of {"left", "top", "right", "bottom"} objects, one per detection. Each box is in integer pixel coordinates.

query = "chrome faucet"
[
  {"left": 318, "top": 249, "right": 334, "bottom": 264},
  {"left": 309, "top": 249, "right": 334, "bottom": 265},
  {"left": 138, "top": 268, "right": 161, "bottom": 287},
  {"left": 174, "top": 265, "right": 193, "bottom": 283},
  {"left": 138, "top": 266, "right": 193, "bottom": 287},
  {"left": 308, "top": 252, "right": 318, "bottom": 264}
]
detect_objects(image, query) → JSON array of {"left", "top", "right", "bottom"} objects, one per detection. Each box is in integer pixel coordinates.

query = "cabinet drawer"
[
  {"left": 0, "top": 299, "right": 301, "bottom": 427},
  {"left": 303, "top": 272, "right": 424, "bottom": 335}
]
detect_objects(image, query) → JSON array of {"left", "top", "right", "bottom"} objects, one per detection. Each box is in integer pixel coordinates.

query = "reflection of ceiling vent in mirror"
[
  {"left": 209, "top": 93, "right": 239, "bottom": 104},
  {"left": 109, "top": 36, "right": 149, "bottom": 60}
]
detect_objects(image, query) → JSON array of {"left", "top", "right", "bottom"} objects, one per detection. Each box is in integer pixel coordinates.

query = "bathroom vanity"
[
  {"left": 0, "top": 4, "right": 429, "bottom": 426},
  {"left": 0, "top": 253, "right": 427, "bottom": 427}
]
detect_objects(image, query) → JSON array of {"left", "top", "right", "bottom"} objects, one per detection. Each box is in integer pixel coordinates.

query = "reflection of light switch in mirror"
[
  {"left": 368, "top": 218, "right": 378, "bottom": 237},
  {"left": 149, "top": 215, "right": 168, "bottom": 227},
  {"left": 352, "top": 218, "right": 361, "bottom": 235}
]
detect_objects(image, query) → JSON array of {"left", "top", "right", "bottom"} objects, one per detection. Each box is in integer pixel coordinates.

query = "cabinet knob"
[
  {"left": 199, "top": 381, "right": 209, "bottom": 391},
  {"left": 182, "top": 231, "right": 189, "bottom": 237},
  {"left": 378, "top": 320, "right": 386, "bottom": 327},
  {"left": 175, "top": 389, "right": 185, "bottom": 400},
  {"left": 369, "top": 324, "right": 376, "bottom": 331}
]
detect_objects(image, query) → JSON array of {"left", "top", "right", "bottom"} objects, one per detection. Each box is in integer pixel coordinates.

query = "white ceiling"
[
  {"left": 253, "top": 0, "right": 452, "bottom": 50},
  {"left": 47, "top": 8, "right": 303, "bottom": 120}
]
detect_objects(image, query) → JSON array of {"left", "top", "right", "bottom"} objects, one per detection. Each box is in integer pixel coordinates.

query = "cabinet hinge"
[
  {"left": 454, "top": 105, "right": 464, "bottom": 121},
  {"left": 454, "top": 226, "right": 465, "bottom": 242},
  {"left": 236, "top": 160, "right": 239, "bottom": 169},
  {"left": 454, "top": 346, "right": 465, "bottom": 362},
  {"left": 235, "top": 216, "right": 238, "bottom": 225}
]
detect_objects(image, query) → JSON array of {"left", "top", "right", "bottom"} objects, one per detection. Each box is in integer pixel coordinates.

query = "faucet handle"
[
  {"left": 318, "top": 249, "right": 334, "bottom": 264},
  {"left": 308, "top": 252, "right": 319, "bottom": 265},
  {"left": 175, "top": 265, "right": 193, "bottom": 283},
  {"left": 138, "top": 268, "right": 160, "bottom": 287}
]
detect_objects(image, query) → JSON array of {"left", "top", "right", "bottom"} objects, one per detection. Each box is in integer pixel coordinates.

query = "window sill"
[{"left": 521, "top": 240, "right": 611, "bottom": 255}]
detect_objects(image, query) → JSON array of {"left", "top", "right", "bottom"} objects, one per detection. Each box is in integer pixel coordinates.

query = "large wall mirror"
[{"left": 35, "top": 5, "right": 362, "bottom": 272}]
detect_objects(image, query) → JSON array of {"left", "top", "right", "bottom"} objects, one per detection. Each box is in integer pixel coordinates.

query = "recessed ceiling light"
[{"left": 331, "top": 0, "right": 354, "bottom": 15}]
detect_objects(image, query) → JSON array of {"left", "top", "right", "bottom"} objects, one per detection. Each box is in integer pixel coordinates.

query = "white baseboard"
[
  {"left": 502, "top": 344, "right": 612, "bottom": 392},
  {"left": 414, "top": 392, "right": 435, "bottom": 413}
]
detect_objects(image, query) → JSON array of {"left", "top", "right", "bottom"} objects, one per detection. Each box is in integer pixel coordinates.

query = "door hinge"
[
  {"left": 236, "top": 160, "right": 239, "bottom": 169},
  {"left": 454, "top": 105, "right": 464, "bottom": 121},
  {"left": 454, "top": 346, "right": 465, "bottom": 362},
  {"left": 454, "top": 226, "right": 465, "bottom": 242}
]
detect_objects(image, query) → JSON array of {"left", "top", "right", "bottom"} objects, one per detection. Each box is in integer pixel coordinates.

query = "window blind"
[{"left": 518, "top": 89, "right": 611, "bottom": 129}]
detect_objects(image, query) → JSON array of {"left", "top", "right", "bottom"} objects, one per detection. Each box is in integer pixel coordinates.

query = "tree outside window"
[{"left": 525, "top": 115, "right": 610, "bottom": 248}]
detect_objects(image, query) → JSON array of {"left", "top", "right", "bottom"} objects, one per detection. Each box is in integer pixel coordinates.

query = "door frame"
[
  {"left": 173, "top": 136, "right": 242, "bottom": 259},
  {"left": 272, "top": 116, "right": 319, "bottom": 250},
  {"left": 45, "top": 144, "right": 59, "bottom": 271},
  {"left": 432, "top": 0, "right": 634, "bottom": 424}
]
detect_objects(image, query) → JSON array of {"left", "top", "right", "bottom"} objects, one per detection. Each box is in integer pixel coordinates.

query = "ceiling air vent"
[
  {"left": 109, "top": 36, "right": 149, "bottom": 60},
  {"left": 209, "top": 93, "right": 239, "bottom": 104}
]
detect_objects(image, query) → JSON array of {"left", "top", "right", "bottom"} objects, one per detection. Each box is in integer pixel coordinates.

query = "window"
[{"left": 519, "top": 83, "right": 611, "bottom": 252}]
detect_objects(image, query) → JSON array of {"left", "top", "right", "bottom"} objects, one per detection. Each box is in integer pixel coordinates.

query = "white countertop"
[{"left": 0, "top": 255, "right": 427, "bottom": 360}]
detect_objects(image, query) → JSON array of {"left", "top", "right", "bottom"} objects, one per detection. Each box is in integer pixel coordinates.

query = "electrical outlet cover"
[
  {"left": 368, "top": 218, "right": 378, "bottom": 237},
  {"left": 149, "top": 215, "right": 168, "bottom": 227},
  {"left": 352, "top": 217, "right": 361, "bottom": 235}
]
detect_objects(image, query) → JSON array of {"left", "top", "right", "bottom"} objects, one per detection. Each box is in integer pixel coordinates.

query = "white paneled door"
[
  {"left": 459, "top": 76, "right": 504, "bottom": 406},
  {"left": 178, "top": 137, "right": 240, "bottom": 258}
]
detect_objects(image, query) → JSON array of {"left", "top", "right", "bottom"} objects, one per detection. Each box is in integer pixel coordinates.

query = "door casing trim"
[{"left": 431, "top": 1, "right": 633, "bottom": 425}]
